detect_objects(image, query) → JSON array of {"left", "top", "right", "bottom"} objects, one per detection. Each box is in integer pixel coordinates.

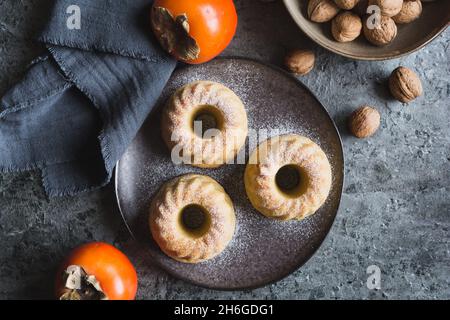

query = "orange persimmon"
[
  {"left": 151, "top": 0, "right": 238, "bottom": 64},
  {"left": 56, "top": 242, "right": 138, "bottom": 300}
]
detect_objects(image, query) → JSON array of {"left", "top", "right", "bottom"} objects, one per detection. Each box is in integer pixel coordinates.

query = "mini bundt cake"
[
  {"left": 161, "top": 81, "right": 248, "bottom": 168},
  {"left": 149, "top": 174, "right": 236, "bottom": 263},
  {"left": 245, "top": 134, "right": 332, "bottom": 221}
]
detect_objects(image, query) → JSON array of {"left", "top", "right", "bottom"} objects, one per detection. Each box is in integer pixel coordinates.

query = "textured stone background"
[{"left": 0, "top": 0, "right": 448, "bottom": 300}]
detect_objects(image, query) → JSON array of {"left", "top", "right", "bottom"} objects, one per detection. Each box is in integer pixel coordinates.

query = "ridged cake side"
[
  {"left": 245, "top": 134, "right": 332, "bottom": 221},
  {"left": 150, "top": 174, "right": 236, "bottom": 263},
  {"left": 161, "top": 81, "right": 248, "bottom": 168}
]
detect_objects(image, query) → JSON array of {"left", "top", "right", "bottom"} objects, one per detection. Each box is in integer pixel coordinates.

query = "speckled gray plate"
[{"left": 115, "top": 58, "right": 344, "bottom": 290}]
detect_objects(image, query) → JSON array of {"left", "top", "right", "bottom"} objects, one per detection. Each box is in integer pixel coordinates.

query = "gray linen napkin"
[{"left": 0, "top": 0, "right": 177, "bottom": 196}]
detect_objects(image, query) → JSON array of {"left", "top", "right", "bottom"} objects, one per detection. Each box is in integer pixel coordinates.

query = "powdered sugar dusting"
[{"left": 116, "top": 59, "right": 344, "bottom": 289}]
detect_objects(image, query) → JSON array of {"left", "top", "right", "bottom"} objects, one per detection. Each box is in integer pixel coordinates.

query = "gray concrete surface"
[{"left": 0, "top": 0, "right": 448, "bottom": 300}]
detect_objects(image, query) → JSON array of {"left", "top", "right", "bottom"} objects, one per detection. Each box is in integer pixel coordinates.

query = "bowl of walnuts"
[{"left": 283, "top": 0, "right": 450, "bottom": 60}]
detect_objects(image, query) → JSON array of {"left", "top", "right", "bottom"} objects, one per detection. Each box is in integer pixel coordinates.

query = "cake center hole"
[
  {"left": 181, "top": 205, "right": 209, "bottom": 232},
  {"left": 276, "top": 165, "right": 301, "bottom": 193},
  {"left": 192, "top": 105, "right": 222, "bottom": 138}
]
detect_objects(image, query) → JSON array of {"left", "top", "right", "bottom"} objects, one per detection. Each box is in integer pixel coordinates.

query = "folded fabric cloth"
[{"left": 0, "top": 0, "right": 177, "bottom": 196}]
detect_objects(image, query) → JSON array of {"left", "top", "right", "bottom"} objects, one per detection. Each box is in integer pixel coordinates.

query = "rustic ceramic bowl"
[{"left": 284, "top": 0, "right": 450, "bottom": 60}]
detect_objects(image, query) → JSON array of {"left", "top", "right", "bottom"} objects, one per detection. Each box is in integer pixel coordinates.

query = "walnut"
[
  {"left": 285, "top": 49, "right": 316, "bottom": 75},
  {"left": 368, "top": 0, "right": 404, "bottom": 17},
  {"left": 308, "top": 0, "right": 340, "bottom": 23},
  {"left": 363, "top": 15, "right": 397, "bottom": 46},
  {"left": 389, "top": 67, "right": 423, "bottom": 103},
  {"left": 334, "top": 0, "right": 360, "bottom": 10},
  {"left": 393, "top": 0, "right": 422, "bottom": 24},
  {"left": 348, "top": 106, "right": 381, "bottom": 138},
  {"left": 332, "top": 12, "right": 362, "bottom": 42}
]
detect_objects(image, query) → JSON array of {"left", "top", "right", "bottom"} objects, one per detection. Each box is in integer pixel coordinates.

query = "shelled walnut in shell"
[
  {"left": 348, "top": 106, "right": 381, "bottom": 138},
  {"left": 363, "top": 15, "right": 397, "bottom": 46},
  {"left": 285, "top": 49, "right": 316, "bottom": 75},
  {"left": 332, "top": 11, "right": 363, "bottom": 42},
  {"left": 389, "top": 66, "right": 423, "bottom": 103},
  {"left": 306, "top": 0, "right": 427, "bottom": 46},
  {"left": 393, "top": 0, "right": 422, "bottom": 24},
  {"left": 308, "top": 0, "right": 340, "bottom": 22},
  {"left": 368, "top": 0, "right": 403, "bottom": 17}
]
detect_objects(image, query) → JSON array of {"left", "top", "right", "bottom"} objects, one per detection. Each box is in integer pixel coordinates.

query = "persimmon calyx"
[
  {"left": 59, "top": 265, "right": 108, "bottom": 300},
  {"left": 151, "top": 6, "right": 200, "bottom": 62}
]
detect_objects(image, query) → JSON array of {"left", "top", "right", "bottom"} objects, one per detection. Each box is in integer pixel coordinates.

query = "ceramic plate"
[
  {"left": 115, "top": 58, "right": 344, "bottom": 290},
  {"left": 284, "top": 0, "right": 450, "bottom": 60}
]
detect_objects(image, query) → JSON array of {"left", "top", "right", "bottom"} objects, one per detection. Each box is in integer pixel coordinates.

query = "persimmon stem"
[
  {"left": 151, "top": 6, "right": 200, "bottom": 62},
  {"left": 59, "top": 265, "right": 108, "bottom": 301}
]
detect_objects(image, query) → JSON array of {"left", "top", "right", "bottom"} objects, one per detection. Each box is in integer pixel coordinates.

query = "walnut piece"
[
  {"left": 393, "top": 0, "right": 422, "bottom": 24},
  {"left": 332, "top": 11, "right": 363, "bottom": 42},
  {"left": 368, "top": 0, "right": 404, "bottom": 17},
  {"left": 334, "top": 0, "right": 360, "bottom": 10},
  {"left": 389, "top": 67, "right": 423, "bottom": 103},
  {"left": 285, "top": 49, "right": 316, "bottom": 76},
  {"left": 363, "top": 15, "right": 397, "bottom": 46},
  {"left": 308, "top": 0, "right": 340, "bottom": 23},
  {"left": 348, "top": 106, "right": 381, "bottom": 138}
]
